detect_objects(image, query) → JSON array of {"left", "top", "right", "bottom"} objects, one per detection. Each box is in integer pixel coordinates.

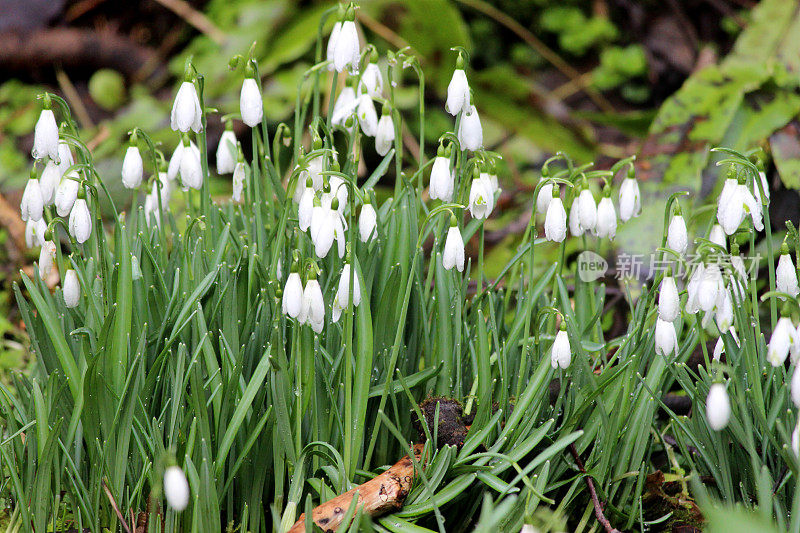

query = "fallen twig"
[
  {"left": 569, "top": 444, "right": 621, "bottom": 533},
  {"left": 101, "top": 479, "right": 133, "bottom": 533},
  {"left": 288, "top": 444, "right": 423, "bottom": 533}
]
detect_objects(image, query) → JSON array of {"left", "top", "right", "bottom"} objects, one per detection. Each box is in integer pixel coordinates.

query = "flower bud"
[
  {"left": 445, "top": 68, "right": 470, "bottom": 116},
  {"left": 68, "top": 198, "right": 92, "bottom": 244},
  {"left": 457, "top": 105, "right": 483, "bottom": 151},
  {"left": 550, "top": 328, "right": 571, "bottom": 369},
  {"left": 429, "top": 156, "right": 454, "bottom": 202},
  {"left": 32, "top": 108, "right": 59, "bottom": 161},
  {"left": 442, "top": 224, "right": 465, "bottom": 272},
  {"left": 706, "top": 383, "right": 730, "bottom": 431},
  {"left": 216, "top": 129, "right": 238, "bottom": 175},
  {"left": 658, "top": 275, "right": 680, "bottom": 322},
  {"left": 240, "top": 77, "right": 263, "bottom": 128},
  {"left": 20, "top": 177, "right": 44, "bottom": 222},
  {"left": 776, "top": 253, "right": 799, "bottom": 298},
  {"left": 666, "top": 215, "right": 688, "bottom": 254},
  {"left": 655, "top": 318, "right": 677, "bottom": 356},
  {"left": 544, "top": 196, "right": 567, "bottom": 243},
  {"left": 595, "top": 196, "right": 617, "bottom": 239},
  {"left": 63, "top": 269, "right": 80, "bottom": 308},
  {"left": 163, "top": 466, "right": 190, "bottom": 511},
  {"left": 170, "top": 81, "right": 202, "bottom": 133},
  {"left": 618, "top": 175, "right": 641, "bottom": 222},
  {"left": 121, "top": 145, "right": 144, "bottom": 189},
  {"left": 282, "top": 271, "right": 304, "bottom": 318},
  {"left": 359, "top": 202, "right": 377, "bottom": 242}
]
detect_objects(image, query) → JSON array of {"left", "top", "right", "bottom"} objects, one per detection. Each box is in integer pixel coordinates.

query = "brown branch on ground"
[
  {"left": 101, "top": 479, "right": 133, "bottom": 533},
  {"left": 0, "top": 28, "right": 161, "bottom": 81},
  {"left": 288, "top": 444, "right": 424, "bottom": 533},
  {"left": 568, "top": 443, "right": 621, "bottom": 533}
]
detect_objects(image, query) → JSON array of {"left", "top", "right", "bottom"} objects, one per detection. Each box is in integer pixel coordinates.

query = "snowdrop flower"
[
  {"left": 706, "top": 383, "right": 730, "bottom": 431},
  {"left": 121, "top": 145, "right": 143, "bottom": 189},
  {"left": 332, "top": 86, "right": 357, "bottom": 127},
  {"left": 282, "top": 270, "right": 304, "bottom": 318},
  {"left": 55, "top": 170, "right": 80, "bottom": 217},
  {"left": 791, "top": 365, "right": 800, "bottom": 408},
  {"left": 457, "top": 105, "right": 483, "bottom": 152},
  {"left": 658, "top": 275, "right": 680, "bottom": 322},
  {"left": 326, "top": 21, "right": 342, "bottom": 70},
  {"left": 170, "top": 79, "right": 202, "bottom": 133},
  {"left": 20, "top": 175, "right": 44, "bottom": 222},
  {"left": 163, "top": 466, "right": 189, "bottom": 511},
  {"left": 232, "top": 160, "right": 246, "bottom": 202},
  {"left": 32, "top": 99, "right": 59, "bottom": 161},
  {"left": 375, "top": 107, "right": 395, "bottom": 156},
  {"left": 445, "top": 62, "right": 470, "bottom": 116},
  {"left": 754, "top": 170, "right": 769, "bottom": 203},
  {"left": 323, "top": 176, "right": 348, "bottom": 214},
  {"left": 568, "top": 201, "right": 582, "bottom": 237},
  {"left": 334, "top": 263, "right": 362, "bottom": 311},
  {"left": 240, "top": 72, "right": 263, "bottom": 128},
  {"left": 356, "top": 93, "right": 378, "bottom": 137},
  {"left": 714, "top": 288, "right": 733, "bottom": 331},
  {"left": 63, "top": 269, "right": 80, "bottom": 308},
  {"left": 776, "top": 251, "right": 799, "bottom": 298},
  {"left": 25, "top": 218, "right": 47, "bottom": 248},
  {"left": 667, "top": 214, "right": 688, "bottom": 254},
  {"left": 429, "top": 152, "right": 454, "bottom": 202},
  {"left": 40, "top": 159, "right": 61, "bottom": 206},
  {"left": 544, "top": 192, "right": 567, "bottom": 243},
  {"left": 570, "top": 187, "right": 597, "bottom": 236},
  {"left": 299, "top": 276, "right": 325, "bottom": 333},
  {"left": 595, "top": 195, "right": 617, "bottom": 239},
  {"left": 709, "top": 224, "right": 726, "bottom": 250},
  {"left": 216, "top": 128, "right": 238, "bottom": 175},
  {"left": 697, "top": 263, "right": 722, "bottom": 313},
  {"left": 550, "top": 327, "right": 571, "bottom": 369},
  {"left": 38, "top": 239, "right": 56, "bottom": 279},
  {"left": 794, "top": 423, "right": 800, "bottom": 457},
  {"left": 310, "top": 202, "right": 346, "bottom": 259},
  {"left": 684, "top": 263, "right": 704, "bottom": 315},
  {"left": 68, "top": 197, "right": 92, "bottom": 244},
  {"left": 768, "top": 317, "right": 798, "bottom": 367},
  {"left": 536, "top": 178, "right": 553, "bottom": 215},
  {"left": 713, "top": 327, "right": 739, "bottom": 361},
  {"left": 55, "top": 141, "right": 74, "bottom": 175},
  {"left": 167, "top": 140, "right": 200, "bottom": 182},
  {"left": 143, "top": 173, "right": 171, "bottom": 226},
  {"left": 468, "top": 172, "right": 494, "bottom": 220},
  {"left": 179, "top": 138, "right": 203, "bottom": 190},
  {"left": 359, "top": 201, "right": 377, "bottom": 242},
  {"left": 442, "top": 220, "right": 465, "bottom": 272},
  {"left": 716, "top": 173, "right": 763, "bottom": 235},
  {"left": 359, "top": 61, "right": 383, "bottom": 98},
  {"left": 333, "top": 16, "right": 360, "bottom": 73},
  {"left": 297, "top": 178, "right": 315, "bottom": 232},
  {"left": 655, "top": 318, "right": 678, "bottom": 356},
  {"left": 618, "top": 172, "right": 641, "bottom": 222}
]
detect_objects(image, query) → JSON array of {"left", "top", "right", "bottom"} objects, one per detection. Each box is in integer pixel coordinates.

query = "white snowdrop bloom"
[
  {"left": 713, "top": 327, "right": 739, "bottom": 361},
  {"left": 375, "top": 113, "right": 395, "bottom": 156},
  {"left": 297, "top": 181, "right": 315, "bottom": 232},
  {"left": 240, "top": 77, "right": 263, "bottom": 128},
  {"left": 144, "top": 174, "right": 171, "bottom": 226},
  {"left": 457, "top": 105, "right": 483, "bottom": 151},
  {"left": 684, "top": 264, "right": 704, "bottom": 315},
  {"left": 20, "top": 178, "right": 44, "bottom": 222},
  {"left": 170, "top": 81, "right": 202, "bottom": 133},
  {"left": 754, "top": 170, "right": 769, "bottom": 203},
  {"left": 335, "top": 264, "right": 362, "bottom": 312},
  {"left": 359, "top": 62, "right": 383, "bottom": 98},
  {"left": 706, "top": 383, "right": 731, "bottom": 431},
  {"left": 326, "top": 21, "right": 342, "bottom": 70},
  {"left": 40, "top": 159, "right": 61, "bottom": 206},
  {"left": 121, "top": 145, "right": 143, "bottom": 189},
  {"left": 282, "top": 272, "right": 304, "bottom": 318},
  {"left": 232, "top": 161, "right": 246, "bottom": 202},
  {"left": 63, "top": 269, "right": 80, "bottom": 308},
  {"left": 168, "top": 141, "right": 200, "bottom": 182},
  {"left": 791, "top": 365, "right": 800, "bottom": 408},
  {"left": 445, "top": 68, "right": 470, "bottom": 116},
  {"left": 777, "top": 253, "right": 800, "bottom": 298},
  {"left": 55, "top": 141, "right": 74, "bottom": 175},
  {"left": 68, "top": 198, "right": 92, "bottom": 244},
  {"left": 442, "top": 224, "right": 465, "bottom": 272},
  {"left": 323, "top": 176, "right": 349, "bottom": 214},
  {"left": 54, "top": 170, "right": 80, "bottom": 217},
  {"left": 618, "top": 176, "right": 641, "bottom": 222},
  {"left": 793, "top": 423, "right": 800, "bottom": 457},
  {"left": 655, "top": 318, "right": 678, "bottom": 356},
  {"left": 216, "top": 130, "right": 238, "bottom": 175},
  {"left": 32, "top": 108, "right": 59, "bottom": 161},
  {"left": 569, "top": 201, "right": 583, "bottom": 237},
  {"left": 38, "top": 239, "right": 56, "bottom": 279},
  {"left": 536, "top": 179, "right": 553, "bottom": 215},
  {"left": 179, "top": 141, "right": 203, "bottom": 190},
  {"left": 359, "top": 202, "right": 377, "bottom": 242},
  {"left": 163, "top": 466, "right": 189, "bottom": 511},
  {"left": 550, "top": 329, "right": 571, "bottom": 369},
  {"left": 25, "top": 218, "right": 47, "bottom": 248},
  {"left": 468, "top": 173, "right": 494, "bottom": 219},
  {"left": 483, "top": 171, "right": 500, "bottom": 194},
  {"left": 310, "top": 205, "right": 346, "bottom": 259},
  {"left": 709, "top": 224, "right": 726, "bottom": 249},
  {"left": 667, "top": 215, "right": 688, "bottom": 254},
  {"left": 333, "top": 20, "right": 360, "bottom": 73},
  {"left": 698, "top": 264, "right": 722, "bottom": 313},
  {"left": 544, "top": 196, "right": 567, "bottom": 243},
  {"left": 768, "top": 317, "right": 798, "bottom": 367},
  {"left": 714, "top": 288, "right": 733, "bottom": 331},
  {"left": 332, "top": 86, "right": 358, "bottom": 127},
  {"left": 717, "top": 179, "right": 763, "bottom": 235},
  {"left": 575, "top": 188, "right": 597, "bottom": 234},
  {"left": 299, "top": 278, "right": 325, "bottom": 333},
  {"left": 658, "top": 276, "right": 680, "bottom": 322},
  {"left": 729, "top": 254, "right": 748, "bottom": 299},
  {"left": 429, "top": 156, "right": 454, "bottom": 202},
  {"left": 356, "top": 93, "right": 378, "bottom": 137},
  {"left": 595, "top": 196, "right": 617, "bottom": 239}
]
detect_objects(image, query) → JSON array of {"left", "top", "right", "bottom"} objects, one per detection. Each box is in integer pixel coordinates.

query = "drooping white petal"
[
  {"left": 706, "top": 383, "right": 730, "bottom": 431},
  {"left": 25, "top": 218, "right": 47, "bottom": 248},
  {"left": 20, "top": 178, "right": 44, "bottom": 222},
  {"left": 298, "top": 186, "right": 315, "bottom": 232},
  {"left": 658, "top": 276, "right": 680, "bottom": 322},
  {"left": 240, "top": 78, "right": 264, "bottom": 127},
  {"left": 32, "top": 109, "right": 59, "bottom": 161},
  {"left": 776, "top": 254, "right": 800, "bottom": 298},
  {"left": 713, "top": 327, "right": 739, "bottom": 361},
  {"left": 618, "top": 177, "right": 641, "bottom": 222},
  {"left": 655, "top": 318, "right": 678, "bottom": 356},
  {"left": 163, "top": 466, "right": 190, "bottom": 511},
  {"left": 332, "top": 87, "right": 357, "bottom": 127},
  {"left": 63, "top": 269, "right": 80, "bottom": 308},
  {"left": 179, "top": 143, "right": 203, "bottom": 190},
  {"left": 536, "top": 180, "right": 553, "bottom": 215},
  {"left": 550, "top": 330, "right": 571, "bottom": 369},
  {"left": 359, "top": 203, "right": 377, "bottom": 242},
  {"left": 335, "top": 264, "right": 362, "bottom": 310},
  {"left": 544, "top": 197, "right": 567, "bottom": 243},
  {"left": 442, "top": 226, "right": 465, "bottom": 272},
  {"left": 429, "top": 156, "right": 454, "bottom": 202},
  {"left": 357, "top": 94, "right": 378, "bottom": 137},
  {"left": 457, "top": 105, "right": 483, "bottom": 151},
  {"left": 326, "top": 21, "right": 342, "bottom": 70},
  {"left": 300, "top": 280, "right": 325, "bottom": 333},
  {"left": 375, "top": 114, "right": 395, "bottom": 156},
  {"left": 359, "top": 63, "right": 384, "bottom": 98},
  {"left": 216, "top": 130, "right": 238, "bottom": 175},
  {"left": 282, "top": 272, "right": 304, "bottom": 318},
  {"left": 468, "top": 174, "right": 494, "bottom": 220},
  {"left": 333, "top": 20, "right": 360, "bottom": 73},
  {"left": 54, "top": 171, "right": 80, "bottom": 217},
  {"left": 68, "top": 198, "right": 92, "bottom": 243},
  {"left": 667, "top": 215, "right": 688, "bottom": 254},
  {"left": 121, "top": 146, "right": 144, "bottom": 189},
  {"left": 232, "top": 162, "right": 246, "bottom": 202},
  {"left": 445, "top": 69, "right": 470, "bottom": 116},
  {"left": 38, "top": 240, "right": 57, "bottom": 279},
  {"left": 170, "top": 81, "right": 202, "bottom": 133},
  {"left": 40, "top": 160, "right": 60, "bottom": 206},
  {"left": 768, "top": 317, "right": 796, "bottom": 367},
  {"left": 577, "top": 189, "right": 597, "bottom": 233},
  {"left": 595, "top": 197, "right": 617, "bottom": 239},
  {"left": 569, "top": 201, "right": 583, "bottom": 237}
]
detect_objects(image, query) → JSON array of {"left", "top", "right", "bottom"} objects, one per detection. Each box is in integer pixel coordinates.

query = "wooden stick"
[
  {"left": 569, "top": 444, "right": 620, "bottom": 533},
  {"left": 288, "top": 444, "right": 423, "bottom": 533}
]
